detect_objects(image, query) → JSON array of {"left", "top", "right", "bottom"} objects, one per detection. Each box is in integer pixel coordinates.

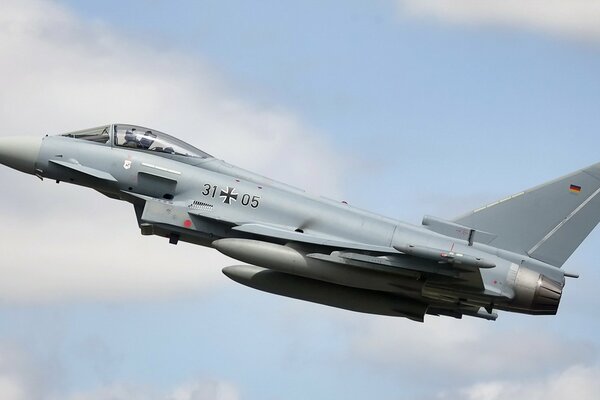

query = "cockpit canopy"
[
  {"left": 113, "top": 124, "right": 211, "bottom": 158},
  {"left": 60, "top": 124, "right": 211, "bottom": 159}
]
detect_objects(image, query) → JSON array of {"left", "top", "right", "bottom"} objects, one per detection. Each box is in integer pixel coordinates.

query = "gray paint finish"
[{"left": 0, "top": 123, "right": 593, "bottom": 322}]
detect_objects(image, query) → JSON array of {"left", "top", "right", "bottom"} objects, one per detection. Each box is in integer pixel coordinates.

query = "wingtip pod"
[{"left": 0, "top": 136, "right": 42, "bottom": 175}]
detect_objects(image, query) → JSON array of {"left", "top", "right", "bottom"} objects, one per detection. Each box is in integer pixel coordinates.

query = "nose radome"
[{"left": 0, "top": 136, "right": 42, "bottom": 175}]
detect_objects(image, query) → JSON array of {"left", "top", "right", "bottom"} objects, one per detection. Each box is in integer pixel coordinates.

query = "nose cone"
[{"left": 0, "top": 136, "right": 42, "bottom": 175}]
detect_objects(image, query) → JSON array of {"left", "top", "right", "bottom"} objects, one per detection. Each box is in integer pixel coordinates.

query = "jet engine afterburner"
[{"left": 512, "top": 267, "right": 564, "bottom": 315}]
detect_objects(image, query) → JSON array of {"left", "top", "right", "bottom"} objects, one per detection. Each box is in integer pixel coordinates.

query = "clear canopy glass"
[{"left": 113, "top": 124, "right": 211, "bottom": 159}]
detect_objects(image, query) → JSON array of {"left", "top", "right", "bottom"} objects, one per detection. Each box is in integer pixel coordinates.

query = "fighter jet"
[{"left": 0, "top": 124, "right": 592, "bottom": 321}]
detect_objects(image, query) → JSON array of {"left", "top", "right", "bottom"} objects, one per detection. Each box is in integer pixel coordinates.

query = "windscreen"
[{"left": 60, "top": 125, "right": 110, "bottom": 144}]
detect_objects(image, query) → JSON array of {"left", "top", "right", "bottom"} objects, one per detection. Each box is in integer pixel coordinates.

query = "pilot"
[
  {"left": 139, "top": 130, "right": 157, "bottom": 150},
  {"left": 122, "top": 128, "right": 138, "bottom": 148}
]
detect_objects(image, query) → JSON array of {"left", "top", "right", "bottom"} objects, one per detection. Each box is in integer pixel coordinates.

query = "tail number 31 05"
[{"left": 202, "top": 184, "right": 261, "bottom": 208}]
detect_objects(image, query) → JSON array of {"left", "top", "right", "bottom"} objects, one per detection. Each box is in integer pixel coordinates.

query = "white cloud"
[
  {"left": 0, "top": 206, "right": 230, "bottom": 304},
  {"left": 168, "top": 379, "right": 240, "bottom": 400},
  {"left": 0, "top": 342, "right": 60, "bottom": 400},
  {"left": 0, "top": 377, "right": 25, "bottom": 400},
  {"left": 64, "top": 378, "right": 240, "bottom": 400},
  {"left": 398, "top": 0, "right": 600, "bottom": 44},
  {"left": 0, "top": 0, "right": 345, "bottom": 303},
  {"left": 0, "top": 340, "right": 240, "bottom": 400},
  {"left": 66, "top": 384, "right": 156, "bottom": 400},
  {"left": 439, "top": 364, "right": 600, "bottom": 400},
  {"left": 345, "top": 316, "right": 594, "bottom": 380},
  {"left": 0, "top": 0, "right": 343, "bottom": 193}
]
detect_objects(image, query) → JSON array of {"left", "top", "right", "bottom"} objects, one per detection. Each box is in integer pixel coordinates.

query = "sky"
[{"left": 1, "top": 0, "right": 600, "bottom": 399}]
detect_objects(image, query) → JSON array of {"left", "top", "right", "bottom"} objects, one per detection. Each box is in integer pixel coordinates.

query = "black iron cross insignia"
[{"left": 220, "top": 186, "right": 238, "bottom": 204}]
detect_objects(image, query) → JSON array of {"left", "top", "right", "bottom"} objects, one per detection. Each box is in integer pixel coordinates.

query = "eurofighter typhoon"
[{"left": 0, "top": 124, "right": 590, "bottom": 322}]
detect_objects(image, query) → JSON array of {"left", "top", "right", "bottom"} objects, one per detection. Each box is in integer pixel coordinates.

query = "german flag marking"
[{"left": 569, "top": 184, "right": 582, "bottom": 194}]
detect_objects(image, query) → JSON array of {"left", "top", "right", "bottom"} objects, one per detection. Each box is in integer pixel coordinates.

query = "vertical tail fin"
[{"left": 454, "top": 162, "right": 600, "bottom": 267}]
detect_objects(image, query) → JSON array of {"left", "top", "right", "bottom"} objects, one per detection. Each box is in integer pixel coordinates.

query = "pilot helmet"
[
  {"left": 139, "top": 130, "right": 157, "bottom": 149},
  {"left": 124, "top": 129, "right": 136, "bottom": 142}
]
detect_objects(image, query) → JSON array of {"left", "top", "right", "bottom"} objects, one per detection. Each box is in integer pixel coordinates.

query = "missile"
[
  {"left": 212, "top": 238, "right": 422, "bottom": 295},
  {"left": 222, "top": 264, "right": 428, "bottom": 322},
  {"left": 394, "top": 244, "right": 496, "bottom": 269},
  {"left": 428, "top": 306, "right": 498, "bottom": 321}
]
